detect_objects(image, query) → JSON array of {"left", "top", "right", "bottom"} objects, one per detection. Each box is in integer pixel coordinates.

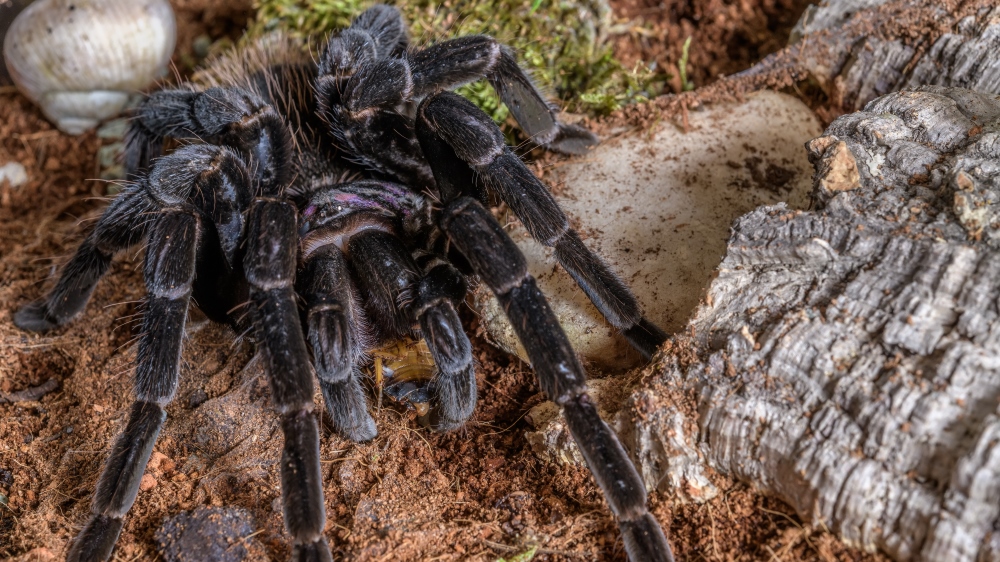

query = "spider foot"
[
  {"left": 622, "top": 318, "right": 668, "bottom": 360},
  {"left": 13, "top": 301, "right": 58, "bottom": 332},
  {"left": 621, "top": 514, "right": 675, "bottom": 562},
  {"left": 430, "top": 363, "right": 477, "bottom": 432},
  {"left": 292, "top": 537, "right": 334, "bottom": 562},
  {"left": 320, "top": 379, "right": 378, "bottom": 442},
  {"left": 543, "top": 121, "right": 600, "bottom": 155},
  {"left": 66, "top": 514, "right": 123, "bottom": 562}
]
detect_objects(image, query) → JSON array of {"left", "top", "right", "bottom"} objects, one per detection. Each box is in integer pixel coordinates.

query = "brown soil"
[
  {"left": 0, "top": 1, "right": 888, "bottom": 561},
  {"left": 611, "top": 0, "right": 814, "bottom": 94}
]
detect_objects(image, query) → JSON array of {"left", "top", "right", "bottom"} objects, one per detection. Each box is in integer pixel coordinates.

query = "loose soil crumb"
[{"left": 0, "top": 0, "right": 892, "bottom": 561}]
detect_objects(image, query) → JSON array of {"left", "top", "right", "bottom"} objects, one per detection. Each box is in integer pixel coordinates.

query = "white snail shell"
[{"left": 3, "top": 0, "right": 176, "bottom": 135}]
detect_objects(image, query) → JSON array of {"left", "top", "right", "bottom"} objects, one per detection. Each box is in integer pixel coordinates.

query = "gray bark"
[
  {"left": 614, "top": 87, "right": 1000, "bottom": 561},
  {"left": 738, "top": 0, "right": 1000, "bottom": 111}
]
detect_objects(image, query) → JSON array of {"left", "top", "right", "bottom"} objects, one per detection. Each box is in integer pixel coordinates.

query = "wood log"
[
  {"left": 639, "top": 0, "right": 1000, "bottom": 120},
  {"left": 796, "top": 0, "right": 1000, "bottom": 110},
  {"left": 612, "top": 86, "right": 1000, "bottom": 561}
]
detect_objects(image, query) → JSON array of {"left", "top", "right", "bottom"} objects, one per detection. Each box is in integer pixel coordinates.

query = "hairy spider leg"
[
  {"left": 418, "top": 92, "right": 667, "bottom": 358},
  {"left": 244, "top": 199, "right": 331, "bottom": 562},
  {"left": 13, "top": 148, "right": 219, "bottom": 332},
  {"left": 52, "top": 145, "right": 262, "bottom": 562},
  {"left": 348, "top": 230, "right": 477, "bottom": 430},
  {"left": 416, "top": 94, "right": 675, "bottom": 562},
  {"left": 123, "top": 87, "right": 293, "bottom": 194},
  {"left": 298, "top": 245, "right": 377, "bottom": 442},
  {"left": 47, "top": 84, "right": 333, "bottom": 560},
  {"left": 131, "top": 86, "right": 333, "bottom": 558},
  {"left": 411, "top": 260, "right": 477, "bottom": 430},
  {"left": 313, "top": 5, "right": 598, "bottom": 190},
  {"left": 408, "top": 36, "right": 599, "bottom": 154},
  {"left": 66, "top": 208, "right": 200, "bottom": 562}
]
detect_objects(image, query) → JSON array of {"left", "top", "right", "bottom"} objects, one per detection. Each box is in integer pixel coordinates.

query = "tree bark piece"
[
  {"left": 628, "top": 0, "right": 1000, "bottom": 125},
  {"left": 615, "top": 86, "right": 1000, "bottom": 561},
  {"left": 782, "top": 0, "right": 1000, "bottom": 112}
]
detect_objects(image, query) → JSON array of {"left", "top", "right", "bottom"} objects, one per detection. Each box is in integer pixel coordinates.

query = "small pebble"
[
  {"left": 148, "top": 451, "right": 170, "bottom": 471},
  {"left": 0, "top": 161, "right": 28, "bottom": 188},
  {"left": 98, "top": 142, "right": 124, "bottom": 169},
  {"left": 96, "top": 118, "right": 129, "bottom": 140},
  {"left": 157, "top": 507, "right": 264, "bottom": 562},
  {"left": 192, "top": 34, "right": 212, "bottom": 58},
  {"left": 188, "top": 388, "right": 208, "bottom": 408}
]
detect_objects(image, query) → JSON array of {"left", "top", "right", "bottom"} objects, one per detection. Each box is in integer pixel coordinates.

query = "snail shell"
[{"left": 3, "top": 0, "right": 176, "bottom": 135}]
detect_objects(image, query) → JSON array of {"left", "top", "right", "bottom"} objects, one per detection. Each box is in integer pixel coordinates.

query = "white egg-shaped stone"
[
  {"left": 3, "top": 0, "right": 176, "bottom": 134},
  {"left": 474, "top": 91, "right": 823, "bottom": 371}
]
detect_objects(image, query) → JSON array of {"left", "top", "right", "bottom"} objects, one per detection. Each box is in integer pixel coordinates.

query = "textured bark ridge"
[
  {"left": 808, "top": 0, "right": 1000, "bottom": 111},
  {"left": 632, "top": 0, "right": 1000, "bottom": 130},
  {"left": 616, "top": 87, "right": 1000, "bottom": 561},
  {"left": 733, "top": 0, "right": 1000, "bottom": 111}
]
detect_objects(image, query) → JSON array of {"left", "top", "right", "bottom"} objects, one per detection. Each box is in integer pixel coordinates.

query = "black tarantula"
[{"left": 15, "top": 6, "right": 672, "bottom": 561}]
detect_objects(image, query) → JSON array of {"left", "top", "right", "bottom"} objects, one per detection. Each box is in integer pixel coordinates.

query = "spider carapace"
[{"left": 15, "top": 6, "right": 673, "bottom": 561}]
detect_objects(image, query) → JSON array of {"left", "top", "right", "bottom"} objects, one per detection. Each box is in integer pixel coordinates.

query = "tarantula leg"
[
  {"left": 315, "top": 58, "right": 432, "bottom": 187},
  {"left": 122, "top": 89, "right": 197, "bottom": 179},
  {"left": 67, "top": 209, "right": 200, "bottom": 562},
  {"left": 298, "top": 245, "right": 377, "bottom": 442},
  {"left": 13, "top": 143, "right": 227, "bottom": 332},
  {"left": 438, "top": 196, "right": 674, "bottom": 562},
  {"left": 244, "top": 199, "right": 331, "bottom": 561},
  {"left": 343, "top": 229, "right": 477, "bottom": 429},
  {"left": 408, "top": 37, "right": 598, "bottom": 155},
  {"left": 416, "top": 93, "right": 667, "bottom": 358},
  {"left": 413, "top": 262, "right": 476, "bottom": 430},
  {"left": 345, "top": 229, "right": 420, "bottom": 340},
  {"left": 347, "top": 4, "right": 408, "bottom": 58},
  {"left": 125, "top": 87, "right": 292, "bottom": 193}
]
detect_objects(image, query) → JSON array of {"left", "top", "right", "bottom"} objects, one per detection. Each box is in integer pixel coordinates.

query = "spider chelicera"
[{"left": 15, "top": 6, "right": 672, "bottom": 561}]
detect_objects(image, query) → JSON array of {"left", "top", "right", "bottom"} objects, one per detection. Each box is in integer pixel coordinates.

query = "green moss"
[{"left": 248, "top": 0, "right": 662, "bottom": 120}]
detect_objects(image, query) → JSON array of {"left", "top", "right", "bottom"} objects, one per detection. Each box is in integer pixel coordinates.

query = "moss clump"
[{"left": 248, "top": 0, "right": 662, "bottom": 120}]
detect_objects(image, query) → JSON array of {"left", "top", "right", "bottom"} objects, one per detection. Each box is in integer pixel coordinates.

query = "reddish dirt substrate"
[{"left": 1, "top": 1, "right": 888, "bottom": 561}]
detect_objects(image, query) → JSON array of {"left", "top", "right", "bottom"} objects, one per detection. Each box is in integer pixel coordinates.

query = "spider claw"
[
  {"left": 13, "top": 301, "right": 58, "bottom": 332},
  {"left": 544, "top": 122, "right": 600, "bottom": 155}
]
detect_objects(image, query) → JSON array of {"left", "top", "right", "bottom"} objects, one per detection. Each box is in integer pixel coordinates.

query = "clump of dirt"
[{"left": 0, "top": 0, "right": 890, "bottom": 561}]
